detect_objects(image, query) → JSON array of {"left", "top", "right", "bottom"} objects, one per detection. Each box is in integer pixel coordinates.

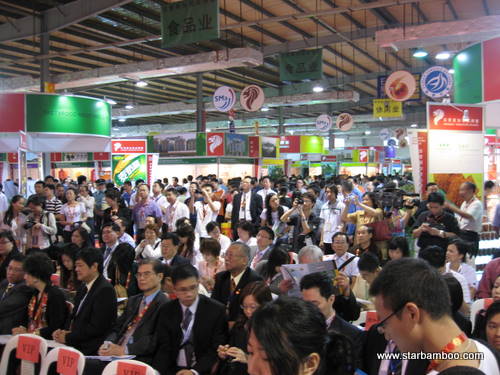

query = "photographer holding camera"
[{"left": 24, "top": 196, "right": 57, "bottom": 253}]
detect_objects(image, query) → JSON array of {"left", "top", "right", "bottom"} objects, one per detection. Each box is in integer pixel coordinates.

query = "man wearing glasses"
[{"left": 368, "top": 258, "right": 499, "bottom": 375}]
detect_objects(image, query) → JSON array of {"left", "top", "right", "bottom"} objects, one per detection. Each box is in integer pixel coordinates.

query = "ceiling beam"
[{"left": 0, "top": 0, "right": 134, "bottom": 43}]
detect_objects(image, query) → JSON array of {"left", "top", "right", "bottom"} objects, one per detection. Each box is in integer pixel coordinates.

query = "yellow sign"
[{"left": 373, "top": 99, "right": 402, "bottom": 118}]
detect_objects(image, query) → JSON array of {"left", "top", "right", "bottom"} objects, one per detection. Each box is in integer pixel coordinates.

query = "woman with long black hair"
[
  {"left": 0, "top": 195, "right": 27, "bottom": 250},
  {"left": 260, "top": 193, "right": 288, "bottom": 238}
]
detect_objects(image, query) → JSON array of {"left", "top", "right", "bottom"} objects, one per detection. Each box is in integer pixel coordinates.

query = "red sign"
[
  {"left": 117, "top": 362, "right": 147, "bottom": 375},
  {"left": 0, "top": 94, "right": 25, "bottom": 133},
  {"left": 484, "top": 38, "right": 500, "bottom": 102},
  {"left": 206, "top": 132, "right": 225, "bottom": 156},
  {"left": 365, "top": 311, "right": 380, "bottom": 331},
  {"left": 248, "top": 136, "right": 260, "bottom": 158},
  {"left": 147, "top": 154, "right": 154, "bottom": 186},
  {"left": 51, "top": 153, "right": 62, "bottom": 162},
  {"left": 57, "top": 349, "right": 80, "bottom": 375},
  {"left": 428, "top": 104, "right": 483, "bottom": 132},
  {"left": 359, "top": 149, "right": 368, "bottom": 163},
  {"left": 93, "top": 152, "right": 110, "bottom": 161},
  {"left": 277, "top": 136, "right": 300, "bottom": 153},
  {"left": 112, "top": 139, "right": 146, "bottom": 154},
  {"left": 8, "top": 153, "right": 18, "bottom": 163},
  {"left": 16, "top": 336, "right": 40, "bottom": 363},
  {"left": 417, "top": 131, "right": 428, "bottom": 197},
  {"left": 321, "top": 155, "right": 337, "bottom": 162},
  {"left": 19, "top": 131, "right": 27, "bottom": 150}
]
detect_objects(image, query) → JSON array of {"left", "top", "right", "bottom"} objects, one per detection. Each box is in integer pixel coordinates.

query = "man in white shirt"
[
  {"left": 192, "top": 184, "right": 221, "bottom": 238},
  {"left": 101, "top": 223, "right": 121, "bottom": 279},
  {"left": 206, "top": 221, "right": 231, "bottom": 256},
  {"left": 164, "top": 187, "right": 190, "bottom": 232},
  {"left": 152, "top": 181, "right": 168, "bottom": 218},
  {"left": 256, "top": 176, "right": 276, "bottom": 207},
  {"left": 327, "top": 232, "right": 359, "bottom": 279},
  {"left": 320, "top": 184, "right": 345, "bottom": 255}
]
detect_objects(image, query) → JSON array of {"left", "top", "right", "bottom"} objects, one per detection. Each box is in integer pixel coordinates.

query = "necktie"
[
  {"left": 75, "top": 286, "right": 89, "bottom": 316},
  {"left": 1, "top": 283, "right": 13, "bottom": 300},
  {"left": 230, "top": 278, "right": 237, "bottom": 294},
  {"left": 182, "top": 308, "right": 192, "bottom": 331},
  {"left": 388, "top": 346, "right": 402, "bottom": 375},
  {"left": 104, "top": 247, "right": 112, "bottom": 260},
  {"left": 241, "top": 194, "right": 247, "bottom": 220},
  {"left": 182, "top": 308, "right": 194, "bottom": 367}
]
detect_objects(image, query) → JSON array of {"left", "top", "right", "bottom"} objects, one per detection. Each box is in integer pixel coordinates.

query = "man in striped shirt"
[{"left": 43, "top": 184, "right": 62, "bottom": 215}]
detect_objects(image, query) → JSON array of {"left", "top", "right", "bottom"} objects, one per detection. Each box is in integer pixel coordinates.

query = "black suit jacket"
[
  {"left": 65, "top": 274, "right": 117, "bottom": 355},
  {"left": 0, "top": 248, "right": 21, "bottom": 282},
  {"left": 161, "top": 254, "right": 190, "bottom": 269},
  {"left": 153, "top": 295, "right": 228, "bottom": 375},
  {"left": 0, "top": 279, "right": 33, "bottom": 334},
  {"left": 329, "top": 315, "right": 365, "bottom": 368},
  {"left": 38, "top": 285, "right": 68, "bottom": 340},
  {"left": 361, "top": 324, "right": 429, "bottom": 375},
  {"left": 106, "top": 291, "right": 168, "bottom": 364},
  {"left": 334, "top": 290, "right": 361, "bottom": 322},
  {"left": 231, "top": 193, "right": 263, "bottom": 229},
  {"left": 211, "top": 267, "right": 263, "bottom": 321}
]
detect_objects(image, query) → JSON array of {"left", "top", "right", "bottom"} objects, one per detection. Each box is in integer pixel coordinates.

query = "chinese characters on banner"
[
  {"left": 372, "top": 99, "right": 403, "bottom": 118},
  {"left": 408, "top": 129, "right": 428, "bottom": 197},
  {"left": 279, "top": 49, "right": 323, "bottom": 81},
  {"left": 161, "top": 0, "right": 220, "bottom": 48}
]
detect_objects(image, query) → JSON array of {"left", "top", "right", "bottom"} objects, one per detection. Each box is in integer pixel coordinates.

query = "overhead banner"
[
  {"left": 372, "top": 99, "right": 403, "bottom": 118},
  {"left": 112, "top": 154, "right": 148, "bottom": 186},
  {"left": 152, "top": 133, "right": 197, "bottom": 156},
  {"left": 427, "top": 102, "right": 484, "bottom": 205},
  {"left": 161, "top": 0, "right": 220, "bottom": 48},
  {"left": 279, "top": 48, "right": 323, "bottom": 81}
]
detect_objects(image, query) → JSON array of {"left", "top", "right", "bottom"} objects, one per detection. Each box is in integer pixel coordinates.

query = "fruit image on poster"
[
  {"left": 429, "top": 173, "right": 483, "bottom": 206},
  {"left": 112, "top": 154, "right": 147, "bottom": 186}
]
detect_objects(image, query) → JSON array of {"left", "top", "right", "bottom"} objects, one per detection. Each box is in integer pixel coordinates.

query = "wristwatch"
[{"left": 440, "top": 230, "right": 445, "bottom": 238}]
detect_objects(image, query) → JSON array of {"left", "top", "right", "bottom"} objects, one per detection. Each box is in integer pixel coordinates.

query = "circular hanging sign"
[
  {"left": 379, "top": 128, "right": 392, "bottom": 141},
  {"left": 420, "top": 66, "right": 453, "bottom": 99},
  {"left": 213, "top": 86, "right": 236, "bottom": 112},
  {"left": 315, "top": 114, "right": 333, "bottom": 132},
  {"left": 240, "top": 85, "right": 265, "bottom": 112},
  {"left": 385, "top": 70, "right": 416, "bottom": 102},
  {"left": 336, "top": 113, "right": 353, "bottom": 132}
]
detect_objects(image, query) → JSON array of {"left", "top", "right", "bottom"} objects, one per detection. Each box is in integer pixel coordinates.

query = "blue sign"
[
  {"left": 420, "top": 66, "right": 453, "bottom": 99},
  {"left": 213, "top": 86, "right": 236, "bottom": 112}
]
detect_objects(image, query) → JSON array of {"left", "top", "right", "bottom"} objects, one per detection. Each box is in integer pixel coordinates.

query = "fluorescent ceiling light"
[
  {"left": 135, "top": 80, "right": 148, "bottom": 87},
  {"left": 435, "top": 51, "right": 451, "bottom": 60},
  {"left": 456, "top": 53, "right": 468, "bottom": 63},
  {"left": 448, "top": 69, "right": 455, "bottom": 74},
  {"left": 125, "top": 103, "right": 134, "bottom": 110},
  {"left": 118, "top": 118, "right": 126, "bottom": 122},
  {"left": 410, "top": 123, "right": 418, "bottom": 128},
  {"left": 413, "top": 48, "right": 428, "bottom": 58},
  {"left": 261, "top": 107, "right": 270, "bottom": 112},
  {"left": 312, "top": 85, "right": 324, "bottom": 93},
  {"left": 106, "top": 98, "right": 117, "bottom": 105}
]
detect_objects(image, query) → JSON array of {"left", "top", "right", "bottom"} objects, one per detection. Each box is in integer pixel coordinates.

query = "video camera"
[{"left": 374, "top": 187, "right": 420, "bottom": 211}]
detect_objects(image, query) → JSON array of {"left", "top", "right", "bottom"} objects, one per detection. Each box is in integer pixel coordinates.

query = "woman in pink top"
[{"left": 197, "top": 237, "right": 225, "bottom": 292}]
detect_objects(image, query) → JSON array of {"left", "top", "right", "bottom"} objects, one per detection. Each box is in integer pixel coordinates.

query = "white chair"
[
  {"left": 40, "top": 346, "right": 86, "bottom": 375},
  {"left": 470, "top": 298, "right": 494, "bottom": 332},
  {"left": 0, "top": 333, "right": 48, "bottom": 375},
  {"left": 102, "top": 359, "right": 157, "bottom": 375}
]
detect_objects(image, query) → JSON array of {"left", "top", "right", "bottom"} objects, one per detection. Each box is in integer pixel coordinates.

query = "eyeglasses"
[
  {"left": 136, "top": 271, "right": 154, "bottom": 279},
  {"left": 376, "top": 303, "right": 407, "bottom": 334},
  {"left": 175, "top": 284, "right": 198, "bottom": 294}
]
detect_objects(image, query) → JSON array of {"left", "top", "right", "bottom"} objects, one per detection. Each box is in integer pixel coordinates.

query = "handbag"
[{"left": 366, "top": 219, "right": 392, "bottom": 241}]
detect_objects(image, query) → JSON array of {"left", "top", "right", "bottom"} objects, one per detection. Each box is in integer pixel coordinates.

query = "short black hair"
[
  {"left": 165, "top": 187, "right": 178, "bottom": 195},
  {"left": 418, "top": 245, "right": 446, "bottom": 268},
  {"left": 331, "top": 232, "right": 350, "bottom": 245},
  {"left": 76, "top": 247, "right": 104, "bottom": 274},
  {"left": 370, "top": 258, "right": 451, "bottom": 319},
  {"left": 486, "top": 300, "right": 500, "bottom": 324},
  {"left": 102, "top": 222, "right": 121, "bottom": 234},
  {"left": 300, "top": 272, "right": 336, "bottom": 299},
  {"left": 325, "top": 184, "right": 338, "bottom": 197},
  {"left": 257, "top": 226, "right": 275, "bottom": 241},
  {"left": 427, "top": 192, "right": 444, "bottom": 205},
  {"left": 485, "top": 180, "right": 495, "bottom": 190},
  {"left": 426, "top": 182, "right": 437, "bottom": 190},
  {"left": 205, "top": 221, "right": 220, "bottom": 234},
  {"left": 447, "top": 238, "right": 470, "bottom": 263},
  {"left": 442, "top": 274, "right": 463, "bottom": 312},
  {"left": 237, "top": 220, "right": 255, "bottom": 234},
  {"left": 45, "top": 184, "right": 56, "bottom": 192},
  {"left": 23, "top": 253, "right": 53, "bottom": 284},
  {"left": 171, "top": 264, "right": 199, "bottom": 285},
  {"left": 9, "top": 253, "right": 25, "bottom": 264},
  {"left": 388, "top": 236, "right": 410, "bottom": 257},
  {"left": 161, "top": 232, "right": 180, "bottom": 246},
  {"left": 358, "top": 252, "right": 380, "bottom": 272},
  {"left": 201, "top": 183, "right": 213, "bottom": 191},
  {"left": 35, "top": 180, "right": 45, "bottom": 187},
  {"left": 137, "top": 258, "right": 164, "bottom": 275},
  {"left": 28, "top": 195, "right": 45, "bottom": 208},
  {"left": 462, "top": 181, "right": 476, "bottom": 193}
]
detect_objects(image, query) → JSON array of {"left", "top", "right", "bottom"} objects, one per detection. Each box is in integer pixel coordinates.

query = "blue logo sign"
[
  {"left": 420, "top": 66, "right": 453, "bottom": 99},
  {"left": 213, "top": 86, "right": 236, "bottom": 112}
]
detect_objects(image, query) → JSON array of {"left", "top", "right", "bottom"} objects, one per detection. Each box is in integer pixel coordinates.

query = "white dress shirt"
[
  {"left": 238, "top": 191, "right": 252, "bottom": 221},
  {"left": 457, "top": 197, "right": 483, "bottom": 233}
]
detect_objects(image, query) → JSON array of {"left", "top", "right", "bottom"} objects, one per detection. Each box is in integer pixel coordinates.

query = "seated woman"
[
  {"left": 247, "top": 297, "right": 356, "bottom": 375},
  {"left": 217, "top": 281, "right": 273, "bottom": 375},
  {"left": 260, "top": 193, "right": 289, "bottom": 238},
  {"left": 473, "top": 274, "right": 500, "bottom": 340},
  {"left": 70, "top": 227, "right": 93, "bottom": 250},
  {"left": 443, "top": 274, "right": 472, "bottom": 336},
  {"left": 256, "top": 245, "right": 290, "bottom": 295},
  {"left": 59, "top": 244, "right": 82, "bottom": 295},
  {"left": 111, "top": 243, "right": 139, "bottom": 308},
  {"left": 446, "top": 238, "right": 477, "bottom": 297},
  {"left": 176, "top": 223, "right": 201, "bottom": 265},
  {"left": 387, "top": 236, "right": 410, "bottom": 261},
  {"left": 12, "top": 252, "right": 67, "bottom": 339},
  {"left": 135, "top": 224, "right": 161, "bottom": 259},
  {"left": 103, "top": 189, "right": 132, "bottom": 234},
  {"left": 197, "top": 238, "right": 225, "bottom": 292},
  {"left": 484, "top": 300, "right": 500, "bottom": 353},
  {"left": 236, "top": 220, "right": 257, "bottom": 255}
]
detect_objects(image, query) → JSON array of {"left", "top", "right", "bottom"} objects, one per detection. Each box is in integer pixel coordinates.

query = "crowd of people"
[{"left": 0, "top": 172, "right": 498, "bottom": 375}]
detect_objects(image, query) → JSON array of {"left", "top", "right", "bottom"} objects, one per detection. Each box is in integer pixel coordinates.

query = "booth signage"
[
  {"left": 384, "top": 71, "right": 417, "bottom": 102},
  {"left": 427, "top": 103, "right": 483, "bottom": 132},
  {"left": 321, "top": 155, "right": 337, "bottom": 162},
  {"left": 112, "top": 154, "right": 147, "bottom": 186},
  {"left": 279, "top": 48, "right": 323, "bottom": 81},
  {"left": 248, "top": 136, "right": 260, "bottom": 157},
  {"left": 93, "top": 152, "right": 110, "bottom": 161},
  {"left": 260, "top": 136, "right": 279, "bottom": 158},
  {"left": 225, "top": 133, "right": 248, "bottom": 157},
  {"left": 207, "top": 132, "right": 225, "bottom": 156},
  {"left": 315, "top": 114, "right": 333, "bottom": 132},
  {"left": 336, "top": 113, "right": 353, "bottom": 132},
  {"left": 26, "top": 95, "right": 111, "bottom": 136},
  {"left": 0, "top": 93, "right": 25, "bottom": 132},
  {"left": 420, "top": 66, "right": 453, "bottom": 99},
  {"left": 112, "top": 139, "right": 147, "bottom": 154},
  {"left": 213, "top": 86, "right": 236, "bottom": 112},
  {"left": 278, "top": 136, "right": 300, "bottom": 153},
  {"left": 161, "top": 0, "right": 219, "bottom": 48},
  {"left": 378, "top": 73, "right": 421, "bottom": 101},
  {"left": 372, "top": 99, "right": 402, "bottom": 118},
  {"left": 240, "top": 85, "right": 265, "bottom": 112}
]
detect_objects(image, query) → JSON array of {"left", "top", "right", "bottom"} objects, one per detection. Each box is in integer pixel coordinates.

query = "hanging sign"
[
  {"left": 385, "top": 70, "right": 416, "bottom": 102},
  {"left": 207, "top": 132, "right": 225, "bottom": 156},
  {"left": 377, "top": 74, "right": 421, "bottom": 101},
  {"left": 279, "top": 48, "right": 323, "bottom": 81},
  {"left": 240, "top": 85, "right": 265, "bottom": 112},
  {"left": 420, "top": 66, "right": 453, "bottom": 99},
  {"left": 316, "top": 114, "right": 333, "bottom": 132},
  {"left": 372, "top": 99, "right": 402, "bottom": 118},
  {"left": 112, "top": 139, "right": 147, "bottom": 154},
  {"left": 336, "top": 113, "right": 353, "bottom": 132},
  {"left": 428, "top": 103, "right": 483, "bottom": 132},
  {"left": 213, "top": 86, "right": 236, "bottom": 112},
  {"left": 379, "top": 128, "right": 392, "bottom": 141},
  {"left": 228, "top": 109, "right": 236, "bottom": 133},
  {"left": 161, "top": 0, "right": 220, "bottom": 48}
]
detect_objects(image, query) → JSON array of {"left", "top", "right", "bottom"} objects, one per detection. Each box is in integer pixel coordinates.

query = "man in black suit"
[
  {"left": 300, "top": 272, "right": 364, "bottom": 367},
  {"left": 211, "top": 242, "right": 263, "bottom": 324},
  {"left": 53, "top": 248, "right": 117, "bottom": 355},
  {"left": 153, "top": 264, "right": 227, "bottom": 375},
  {"left": 0, "top": 254, "right": 33, "bottom": 334},
  {"left": 159, "top": 232, "right": 190, "bottom": 268},
  {"left": 101, "top": 222, "right": 122, "bottom": 280},
  {"left": 84, "top": 259, "right": 169, "bottom": 374},
  {"left": 0, "top": 231, "right": 22, "bottom": 282},
  {"left": 230, "top": 177, "right": 263, "bottom": 239}
]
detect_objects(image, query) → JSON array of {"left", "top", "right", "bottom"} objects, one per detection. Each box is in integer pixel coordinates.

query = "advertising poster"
[
  {"left": 408, "top": 129, "right": 428, "bottom": 197},
  {"left": 300, "top": 136, "right": 324, "bottom": 154},
  {"left": 152, "top": 133, "right": 197, "bottom": 156},
  {"left": 225, "top": 133, "right": 248, "bottom": 156},
  {"left": 112, "top": 154, "right": 147, "bottom": 186},
  {"left": 427, "top": 103, "right": 484, "bottom": 204},
  {"left": 248, "top": 136, "right": 260, "bottom": 158},
  {"left": 261, "top": 136, "right": 279, "bottom": 158},
  {"left": 206, "top": 132, "right": 225, "bottom": 156}
]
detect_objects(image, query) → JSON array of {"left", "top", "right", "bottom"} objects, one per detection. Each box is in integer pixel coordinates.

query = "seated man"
[
  {"left": 0, "top": 254, "right": 32, "bottom": 334},
  {"left": 84, "top": 259, "right": 168, "bottom": 373},
  {"left": 370, "top": 258, "right": 499, "bottom": 374},
  {"left": 53, "top": 248, "right": 117, "bottom": 355},
  {"left": 159, "top": 232, "right": 190, "bottom": 268},
  {"left": 153, "top": 264, "right": 227, "bottom": 375}
]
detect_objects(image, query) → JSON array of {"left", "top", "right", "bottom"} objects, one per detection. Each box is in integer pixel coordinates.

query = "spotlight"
[
  {"left": 413, "top": 49, "right": 428, "bottom": 58},
  {"left": 313, "top": 85, "right": 324, "bottom": 93},
  {"left": 135, "top": 80, "right": 148, "bottom": 88},
  {"left": 435, "top": 51, "right": 451, "bottom": 60}
]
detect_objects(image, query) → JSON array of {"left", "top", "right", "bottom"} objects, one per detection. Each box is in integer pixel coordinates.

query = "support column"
[
  {"left": 196, "top": 73, "right": 205, "bottom": 132},
  {"left": 40, "top": 15, "right": 50, "bottom": 92},
  {"left": 278, "top": 107, "right": 285, "bottom": 135}
]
